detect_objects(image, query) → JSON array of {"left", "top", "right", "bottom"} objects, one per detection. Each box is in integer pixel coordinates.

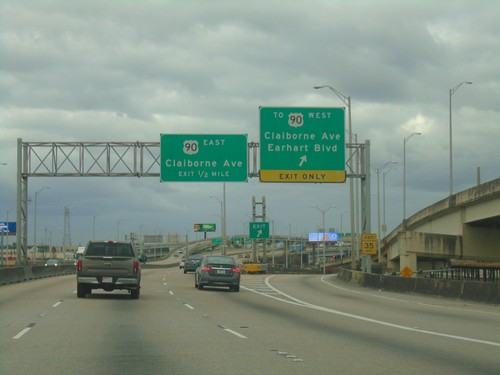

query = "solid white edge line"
[{"left": 243, "top": 275, "right": 500, "bottom": 348}]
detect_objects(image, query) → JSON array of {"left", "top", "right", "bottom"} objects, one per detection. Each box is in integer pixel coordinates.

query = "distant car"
[
  {"left": 195, "top": 255, "right": 241, "bottom": 292},
  {"left": 183, "top": 255, "right": 203, "bottom": 274},
  {"left": 179, "top": 258, "right": 186, "bottom": 269},
  {"left": 45, "top": 258, "right": 62, "bottom": 267}
]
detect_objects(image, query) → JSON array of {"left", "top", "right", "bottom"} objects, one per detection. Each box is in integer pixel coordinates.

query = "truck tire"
[
  {"left": 77, "top": 284, "right": 86, "bottom": 298},
  {"left": 130, "top": 287, "right": 140, "bottom": 299}
]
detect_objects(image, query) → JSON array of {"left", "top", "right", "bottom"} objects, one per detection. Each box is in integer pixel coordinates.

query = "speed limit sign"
[{"left": 361, "top": 233, "right": 378, "bottom": 255}]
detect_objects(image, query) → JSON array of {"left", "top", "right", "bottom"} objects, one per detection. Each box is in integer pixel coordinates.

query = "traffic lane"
[
  {"left": 2, "top": 269, "right": 313, "bottom": 375},
  {"left": 3, "top": 270, "right": 499, "bottom": 374},
  {"left": 0, "top": 274, "right": 76, "bottom": 339},
  {"left": 161, "top": 268, "right": 341, "bottom": 373},
  {"left": 265, "top": 274, "right": 500, "bottom": 344},
  {"left": 162, "top": 270, "right": 500, "bottom": 374}
]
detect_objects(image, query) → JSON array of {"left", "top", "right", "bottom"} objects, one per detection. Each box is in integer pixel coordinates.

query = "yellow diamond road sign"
[{"left": 400, "top": 266, "right": 414, "bottom": 277}]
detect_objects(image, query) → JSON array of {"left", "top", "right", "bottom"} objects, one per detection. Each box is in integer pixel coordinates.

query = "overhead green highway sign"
[
  {"left": 160, "top": 134, "right": 248, "bottom": 182},
  {"left": 259, "top": 107, "right": 346, "bottom": 183}
]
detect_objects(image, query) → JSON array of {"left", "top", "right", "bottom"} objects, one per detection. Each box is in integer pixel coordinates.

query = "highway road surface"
[{"left": 1, "top": 266, "right": 499, "bottom": 374}]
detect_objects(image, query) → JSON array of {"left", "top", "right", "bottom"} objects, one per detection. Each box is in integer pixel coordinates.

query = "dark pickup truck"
[{"left": 76, "top": 240, "right": 142, "bottom": 299}]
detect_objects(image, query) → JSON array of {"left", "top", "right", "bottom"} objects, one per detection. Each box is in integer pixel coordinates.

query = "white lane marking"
[
  {"left": 13, "top": 324, "right": 35, "bottom": 340},
  {"left": 168, "top": 291, "right": 174, "bottom": 295},
  {"left": 52, "top": 301, "right": 62, "bottom": 308},
  {"left": 13, "top": 328, "right": 31, "bottom": 339},
  {"left": 219, "top": 325, "right": 247, "bottom": 339},
  {"left": 184, "top": 303, "right": 194, "bottom": 310},
  {"left": 242, "top": 275, "right": 500, "bottom": 348}
]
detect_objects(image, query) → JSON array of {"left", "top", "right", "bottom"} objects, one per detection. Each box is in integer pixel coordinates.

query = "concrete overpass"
[{"left": 381, "top": 178, "right": 500, "bottom": 273}]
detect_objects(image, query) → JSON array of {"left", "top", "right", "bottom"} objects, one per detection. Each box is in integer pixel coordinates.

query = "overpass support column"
[{"left": 399, "top": 231, "right": 418, "bottom": 274}]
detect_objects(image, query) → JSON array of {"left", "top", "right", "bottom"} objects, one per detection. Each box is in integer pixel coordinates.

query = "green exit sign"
[
  {"left": 161, "top": 134, "right": 248, "bottom": 182},
  {"left": 249, "top": 222, "right": 270, "bottom": 239},
  {"left": 259, "top": 107, "right": 346, "bottom": 183}
]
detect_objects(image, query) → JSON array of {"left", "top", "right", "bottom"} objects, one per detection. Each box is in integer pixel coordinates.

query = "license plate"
[
  {"left": 102, "top": 277, "right": 113, "bottom": 283},
  {"left": 217, "top": 269, "right": 225, "bottom": 274}
]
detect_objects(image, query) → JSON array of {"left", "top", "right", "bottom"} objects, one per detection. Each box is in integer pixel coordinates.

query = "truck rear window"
[{"left": 86, "top": 243, "right": 134, "bottom": 257}]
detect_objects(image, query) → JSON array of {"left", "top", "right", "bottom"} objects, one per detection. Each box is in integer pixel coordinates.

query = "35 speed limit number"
[{"left": 361, "top": 233, "right": 377, "bottom": 255}]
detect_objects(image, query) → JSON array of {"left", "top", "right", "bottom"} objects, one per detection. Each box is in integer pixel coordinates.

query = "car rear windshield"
[
  {"left": 205, "top": 256, "right": 235, "bottom": 266},
  {"left": 86, "top": 243, "right": 134, "bottom": 257}
]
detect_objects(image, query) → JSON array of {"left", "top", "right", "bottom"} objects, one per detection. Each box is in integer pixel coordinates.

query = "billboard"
[
  {"left": 194, "top": 224, "right": 216, "bottom": 232},
  {"left": 308, "top": 232, "right": 338, "bottom": 242}
]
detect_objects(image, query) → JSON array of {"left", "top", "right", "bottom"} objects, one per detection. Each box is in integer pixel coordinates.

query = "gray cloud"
[{"left": 1, "top": 0, "right": 498, "bottom": 246}]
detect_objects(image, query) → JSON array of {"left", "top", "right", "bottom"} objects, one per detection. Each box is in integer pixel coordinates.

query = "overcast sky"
[{"left": 1, "top": 0, "right": 499, "bottom": 247}]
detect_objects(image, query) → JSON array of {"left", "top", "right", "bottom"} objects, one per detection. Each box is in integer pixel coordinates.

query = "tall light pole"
[
  {"left": 210, "top": 195, "right": 224, "bottom": 253},
  {"left": 382, "top": 167, "right": 397, "bottom": 238},
  {"left": 117, "top": 217, "right": 123, "bottom": 240},
  {"left": 222, "top": 183, "right": 226, "bottom": 255},
  {"left": 340, "top": 211, "right": 349, "bottom": 234},
  {"left": 449, "top": 81, "right": 472, "bottom": 196},
  {"left": 34, "top": 186, "right": 51, "bottom": 252},
  {"left": 403, "top": 133, "right": 421, "bottom": 222},
  {"left": 375, "top": 161, "right": 397, "bottom": 262},
  {"left": 313, "top": 206, "right": 332, "bottom": 274},
  {"left": 93, "top": 212, "right": 103, "bottom": 240},
  {"left": 314, "top": 85, "right": 355, "bottom": 268}
]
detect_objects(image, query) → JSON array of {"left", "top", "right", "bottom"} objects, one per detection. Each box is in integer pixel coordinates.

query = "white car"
[{"left": 179, "top": 259, "right": 185, "bottom": 269}]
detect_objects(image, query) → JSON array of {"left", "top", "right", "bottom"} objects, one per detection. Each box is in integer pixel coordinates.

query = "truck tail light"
[
  {"left": 133, "top": 261, "right": 139, "bottom": 273},
  {"left": 76, "top": 260, "right": 82, "bottom": 272}
]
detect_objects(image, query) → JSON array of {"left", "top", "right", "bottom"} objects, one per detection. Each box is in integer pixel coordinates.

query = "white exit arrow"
[
  {"left": 257, "top": 229, "right": 262, "bottom": 237},
  {"left": 299, "top": 155, "right": 307, "bottom": 167}
]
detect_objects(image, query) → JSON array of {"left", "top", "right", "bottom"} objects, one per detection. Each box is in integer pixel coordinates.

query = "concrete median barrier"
[
  {"left": 1, "top": 264, "right": 75, "bottom": 285},
  {"left": 336, "top": 267, "right": 500, "bottom": 304},
  {"left": 0, "top": 266, "right": 27, "bottom": 285}
]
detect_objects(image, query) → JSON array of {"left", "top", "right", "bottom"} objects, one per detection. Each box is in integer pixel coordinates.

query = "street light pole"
[
  {"left": 376, "top": 161, "right": 397, "bottom": 262},
  {"left": 314, "top": 206, "right": 332, "bottom": 274},
  {"left": 117, "top": 217, "right": 123, "bottom": 240},
  {"left": 382, "top": 167, "right": 397, "bottom": 239},
  {"left": 403, "top": 133, "right": 421, "bottom": 222},
  {"left": 222, "top": 182, "right": 226, "bottom": 255},
  {"left": 314, "top": 85, "right": 355, "bottom": 269},
  {"left": 93, "top": 212, "right": 103, "bottom": 240},
  {"left": 210, "top": 194, "right": 223, "bottom": 253},
  {"left": 449, "top": 81, "right": 472, "bottom": 196},
  {"left": 34, "top": 186, "right": 51, "bottom": 255}
]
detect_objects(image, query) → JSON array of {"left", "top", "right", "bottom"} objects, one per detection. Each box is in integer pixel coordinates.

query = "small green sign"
[
  {"left": 194, "top": 223, "right": 216, "bottom": 232},
  {"left": 211, "top": 238, "right": 223, "bottom": 245},
  {"left": 249, "top": 222, "right": 270, "bottom": 239},
  {"left": 161, "top": 134, "right": 248, "bottom": 182}
]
